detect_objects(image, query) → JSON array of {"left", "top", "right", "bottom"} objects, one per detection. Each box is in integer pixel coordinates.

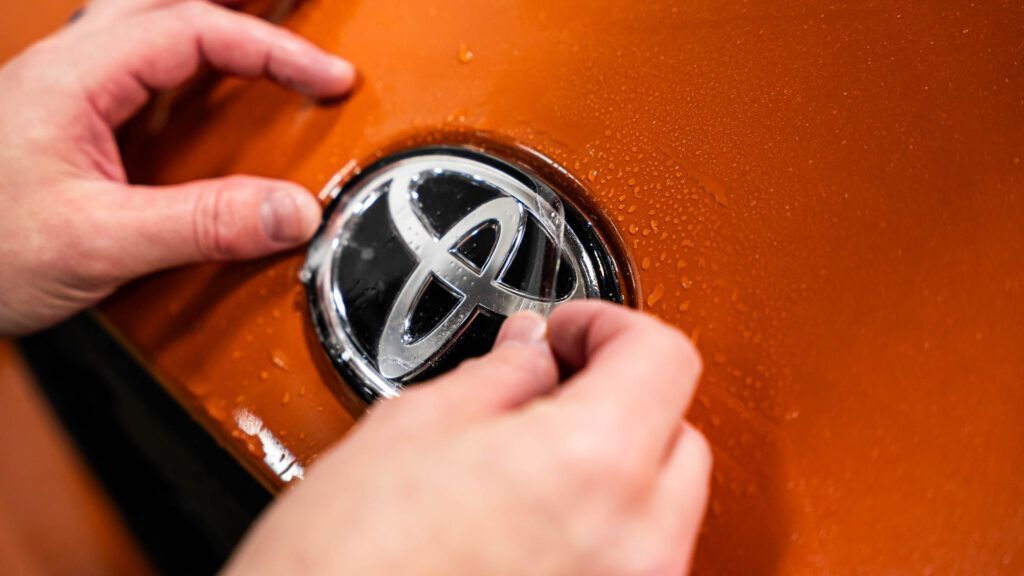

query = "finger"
[
  {"left": 547, "top": 301, "right": 703, "bottom": 458},
  {"left": 86, "top": 176, "right": 321, "bottom": 280},
  {"left": 652, "top": 422, "right": 712, "bottom": 566},
  {"left": 400, "top": 311, "right": 560, "bottom": 424},
  {"left": 77, "top": 0, "right": 356, "bottom": 126},
  {"left": 83, "top": 0, "right": 249, "bottom": 22}
]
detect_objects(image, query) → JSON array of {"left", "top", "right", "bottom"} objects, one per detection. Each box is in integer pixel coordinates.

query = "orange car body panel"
[
  {"left": 0, "top": 342, "right": 154, "bottom": 576},
  {"left": 17, "top": 0, "right": 1014, "bottom": 573}
]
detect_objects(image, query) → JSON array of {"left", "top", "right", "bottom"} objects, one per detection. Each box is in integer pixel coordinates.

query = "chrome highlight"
[
  {"left": 305, "top": 148, "right": 615, "bottom": 401},
  {"left": 377, "top": 161, "right": 572, "bottom": 379}
]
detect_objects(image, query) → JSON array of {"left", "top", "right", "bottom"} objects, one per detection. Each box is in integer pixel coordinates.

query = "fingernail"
[
  {"left": 260, "top": 188, "right": 322, "bottom": 244},
  {"left": 496, "top": 311, "right": 548, "bottom": 348}
]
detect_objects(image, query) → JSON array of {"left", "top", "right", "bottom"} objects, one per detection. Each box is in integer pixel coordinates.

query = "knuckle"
[
  {"left": 556, "top": 426, "right": 630, "bottom": 482},
  {"left": 191, "top": 180, "right": 238, "bottom": 260},
  {"left": 69, "top": 251, "right": 119, "bottom": 286}
]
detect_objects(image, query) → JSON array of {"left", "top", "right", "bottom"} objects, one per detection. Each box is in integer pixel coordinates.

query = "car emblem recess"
[{"left": 304, "top": 147, "right": 623, "bottom": 402}]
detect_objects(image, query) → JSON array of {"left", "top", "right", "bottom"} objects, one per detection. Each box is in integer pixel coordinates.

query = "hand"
[
  {"left": 0, "top": 0, "right": 356, "bottom": 336},
  {"left": 226, "top": 301, "right": 712, "bottom": 576}
]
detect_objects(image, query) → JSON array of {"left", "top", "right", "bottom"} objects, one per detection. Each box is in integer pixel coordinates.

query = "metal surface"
[
  {"left": 99, "top": 1, "right": 1024, "bottom": 573},
  {"left": 305, "top": 148, "right": 619, "bottom": 400}
]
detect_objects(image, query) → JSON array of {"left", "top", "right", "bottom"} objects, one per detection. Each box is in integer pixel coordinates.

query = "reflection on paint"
[{"left": 235, "top": 409, "right": 304, "bottom": 483}]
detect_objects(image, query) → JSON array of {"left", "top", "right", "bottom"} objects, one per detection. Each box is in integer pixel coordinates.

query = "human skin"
[
  {"left": 225, "top": 305, "right": 711, "bottom": 576},
  {"left": 0, "top": 2, "right": 711, "bottom": 574},
  {"left": 0, "top": 0, "right": 355, "bottom": 336}
]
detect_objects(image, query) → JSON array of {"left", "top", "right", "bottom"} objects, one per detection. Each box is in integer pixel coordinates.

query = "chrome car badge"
[{"left": 304, "top": 147, "right": 622, "bottom": 402}]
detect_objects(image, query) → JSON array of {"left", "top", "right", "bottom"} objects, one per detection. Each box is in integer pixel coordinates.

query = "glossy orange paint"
[
  {"left": 0, "top": 0, "right": 80, "bottom": 62},
  {"left": 0, "top": 342, "right": 154, "bottom": 576},
  {"left": 100, "top": 1, "right": 1023, "bottom": 573}
]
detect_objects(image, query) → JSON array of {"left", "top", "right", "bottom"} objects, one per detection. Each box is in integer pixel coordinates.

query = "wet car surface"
[{"left": 9, "top": 1, "right": 1024, "bottom": 574}]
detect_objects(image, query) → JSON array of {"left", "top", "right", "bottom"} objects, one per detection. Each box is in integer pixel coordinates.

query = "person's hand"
[
  {"left": 226, "top": 301, "right": 712, "bottom": 576},
  {"left": 0, "top": 0, "right": 356, "bottom": 336}
]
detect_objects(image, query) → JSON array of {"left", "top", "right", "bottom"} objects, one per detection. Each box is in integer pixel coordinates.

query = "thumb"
[{"left": 97, "top": 176, "right": 322, "bottom": 279}]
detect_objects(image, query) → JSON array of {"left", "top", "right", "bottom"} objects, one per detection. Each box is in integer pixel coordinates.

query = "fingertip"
[
  {"left": 189, "top": 2, "right": 359, "bottom": 100},
  {"left": 325, "top": 56, "right": 357, "bottom": 93},
  {"left": 293, "top": 187, "right": 324, "bottom": 237},
  {"left": 297, "top": 53, "right": 357, "bottom": 99},
  {"left": 259, "top": 186, "right": 322, "bottom": 245},
  {"left": 495, "top": 311, "right": 548, "bottom": 348},
  {"left": 547, "top": 300, "right": 629, "bottom": 369}
]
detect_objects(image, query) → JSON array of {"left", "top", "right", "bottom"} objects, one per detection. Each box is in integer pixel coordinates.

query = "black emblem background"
[{"left": 311, "top": 147, "right": 625, "bottom": 401}]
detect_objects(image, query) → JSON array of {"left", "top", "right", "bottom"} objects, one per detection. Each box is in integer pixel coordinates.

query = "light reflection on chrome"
[
  {"left": 376, "top": 167, "right": 567, "bottom": 380},
  {"left": 305, "top": 151, "right": 585, "bottom": 399},
  {"left": 235, "top": 409, "right": 304, "bottom": 483}
]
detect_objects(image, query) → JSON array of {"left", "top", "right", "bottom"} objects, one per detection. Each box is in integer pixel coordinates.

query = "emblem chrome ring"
[{"left": 304, "top": 147, "right": 623, "bottom": 402}]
